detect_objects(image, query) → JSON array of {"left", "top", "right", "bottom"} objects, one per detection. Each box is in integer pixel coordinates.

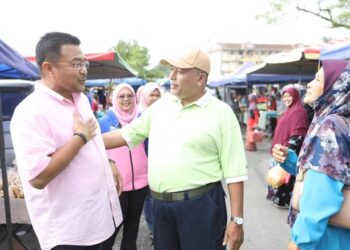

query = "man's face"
[
  {"left": 50, "top": 44, "right": 88, "bottom": 97},
  {"left": 169, "top": 66, "right": 204, "bottom": 102}
]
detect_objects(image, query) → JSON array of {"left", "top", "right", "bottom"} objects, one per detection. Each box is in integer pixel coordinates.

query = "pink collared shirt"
[{"left": 10, "top": 82, "right": 122, "bottom": 250}]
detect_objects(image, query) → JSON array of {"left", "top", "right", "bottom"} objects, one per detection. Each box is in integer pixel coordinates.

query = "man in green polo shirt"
[{"left": 103, "top": 47, "right": 248, "bottom": 250}]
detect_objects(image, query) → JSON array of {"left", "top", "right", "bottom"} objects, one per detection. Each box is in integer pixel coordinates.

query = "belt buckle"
[{"left": 162, "top": 192, "right": 172, "bottom": 201}]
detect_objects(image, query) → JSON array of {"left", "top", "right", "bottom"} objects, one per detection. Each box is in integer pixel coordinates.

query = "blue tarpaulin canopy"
[
  {"left": 320, "top": 42, "right": 350, "bottom": 60},
  {"left": 208, "top": 62, "right": 254, "bottom": 87},
  {"left": 0, "top": 39, "right": 39, "bottom": 80},
  {"left": 247, "top": 73, "right": 314, "bottom": 83}
]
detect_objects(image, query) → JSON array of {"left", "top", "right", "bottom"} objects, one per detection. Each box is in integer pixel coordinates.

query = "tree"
[
  {"left": 111, "top": 40, "right": 168, "bottom": 81},
  {"left": 258, "top": 0, "right": 350, "bottom": 29},
  {"left": 112, "top": 39, "right": 149, "bottom": 79},
  {"left": 146, "top": 64, "right": 170, "bottom": 82}
]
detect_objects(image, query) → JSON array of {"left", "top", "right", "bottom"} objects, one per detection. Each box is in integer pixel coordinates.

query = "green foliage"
[
  {"left": 257, "top": 0, "right": 350, "bottom": 29},
  {"left": 112, "top": 40, "right": 149, "bottom": 78},
  {"left": 111, "top": 40, "right": 168, "bottom": 81},
  {"left": 146, "top": 64, "right": 170, "bottom": 82}
]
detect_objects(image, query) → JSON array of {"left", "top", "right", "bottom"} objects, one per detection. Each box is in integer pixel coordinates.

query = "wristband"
[{"left": 74, "top": 132, "right": 88, "bottom": 144}]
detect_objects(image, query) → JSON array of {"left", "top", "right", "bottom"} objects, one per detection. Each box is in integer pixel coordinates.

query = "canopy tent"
[
  {"left": 85, "top": 52, "right": 137, "bottom": 79},
  {"left": 0, "top": 39, "right": 39, "bottom": 80},
  {"left": 85, "top": 77, "right": 146, "bottom": 87},
  {"left": 0, "top": 39, "right": 39, "bottom": 249},
  {"left": 208, "top": 62, "right": 254, "bottom": 88},
  {"left": 208, "top": 59, "right": 315, "bottom": 88},
  {"left": 157, "top": 78, "right": 170, "bottom": 88},
  {"left": 247, "top": 73, "right": 314, "bottom": 83},
  {"left": 320, "top": 42, "right": 350, "bottom": 60},
  {"left": 246, "top": 47, "right": 320, "bottom": 77},
  {"left": 27, "top": 51, "right": 137, "bottom": 80}
]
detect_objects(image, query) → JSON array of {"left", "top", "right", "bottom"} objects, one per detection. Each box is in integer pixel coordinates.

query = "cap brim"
[{"left": 159, "top": 58, "right": 193, "bottom": 69}]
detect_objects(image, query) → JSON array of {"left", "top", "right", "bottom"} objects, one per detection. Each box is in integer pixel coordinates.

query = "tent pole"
[{"left": 245, "top": 79, "right": 249, "bottom": 96}]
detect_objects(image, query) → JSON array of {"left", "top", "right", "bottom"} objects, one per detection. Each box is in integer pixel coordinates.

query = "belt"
[{"left": 151, "top": 182, "right": 219, "bottom": 201}]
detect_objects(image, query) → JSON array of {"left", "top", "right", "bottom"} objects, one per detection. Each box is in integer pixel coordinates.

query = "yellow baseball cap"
[{"left": 160, "top": 47, "right": 210, "bottom": 74}]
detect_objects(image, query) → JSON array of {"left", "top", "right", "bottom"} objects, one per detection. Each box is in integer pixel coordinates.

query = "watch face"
[{"left": 233, "top": 217, "right": 244, "bottom": 225}]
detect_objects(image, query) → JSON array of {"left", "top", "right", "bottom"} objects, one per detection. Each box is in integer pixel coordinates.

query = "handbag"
[
  {"left": 253, "top": 129, "right": 264, "bottom": 143},
  {"left": 292, "top": 169, "right": 350, "bottom": 229},
  {"left": 266, "top": 164, "right": 289, "bottom": 188}
]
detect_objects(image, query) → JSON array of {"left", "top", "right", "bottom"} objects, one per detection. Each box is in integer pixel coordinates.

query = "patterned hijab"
[
  {"left": 112, "top": 83, "right": 139, "bottom": 125},
  {"left": 297, "top": 60, "right": 350, "bottom": 185},
  {"left": 271, "top": 87, "right": 309, "bottom": 150}
]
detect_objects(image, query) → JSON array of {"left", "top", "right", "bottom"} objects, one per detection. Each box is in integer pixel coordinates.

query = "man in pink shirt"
[{"left": 10, "top": 32, "right": 122, "bottom": 250}]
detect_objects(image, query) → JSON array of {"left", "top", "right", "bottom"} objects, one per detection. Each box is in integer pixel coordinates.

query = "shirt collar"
[
  {"left": 168, "top": 89, "right": 212, "bottom": 108},
  {"left": 194, "top": 90, "right": 211, "bottom": 107},
  {"left": 35, "top": 80, "right": 81, "bottom": 104}
]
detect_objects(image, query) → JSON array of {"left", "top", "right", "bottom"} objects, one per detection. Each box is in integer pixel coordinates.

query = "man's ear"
[
  {"left": 41, "top": 62, "right": 55, "bottom": 77},
  {"left": 197, "top": 72, "right": 208, "bottom": 87}
]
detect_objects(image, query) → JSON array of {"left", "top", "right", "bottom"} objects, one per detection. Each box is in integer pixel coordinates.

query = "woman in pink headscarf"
[
  {"left": 98, "top": 83, "right": 148, "bottom": 250},
  {"left": 137, "top": 82, "right": 161, "bottom": 113}
]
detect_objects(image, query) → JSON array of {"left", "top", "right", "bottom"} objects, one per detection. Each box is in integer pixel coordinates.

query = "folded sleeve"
[
  {"left": 121, "top": 108, "right": 151, "bottom": 148},
  {"left": 10, "top": 111, "right": 56, "bottom": 181},
  {"left": 280, "top": 148, "right": 298, "bottom": 176},
  {"left": 220, "top": 110, "right": 248, "bottom": 181}
]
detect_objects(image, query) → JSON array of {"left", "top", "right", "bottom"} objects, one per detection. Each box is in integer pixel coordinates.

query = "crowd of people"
[{"left": 9, "top": 31, "right": 350, "bottom": 250}]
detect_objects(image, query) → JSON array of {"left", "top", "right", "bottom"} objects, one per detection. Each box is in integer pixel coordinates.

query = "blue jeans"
[
  {"left": 152, "top": 182, "right": 227, "bottom": 250},
  {"left": 143, "top": 188, "right": 153, "bottom": 232}
]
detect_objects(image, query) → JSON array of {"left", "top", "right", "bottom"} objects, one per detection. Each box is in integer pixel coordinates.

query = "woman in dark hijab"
[
  {"left": 266, "top": 87, "right": 309, "bottom": 208},
  {"left": 272, "top": 59, "right": 350, "bottom": 250}
]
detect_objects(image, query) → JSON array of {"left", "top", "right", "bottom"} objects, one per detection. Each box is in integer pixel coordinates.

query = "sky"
[{"left": 1, "top": 0, "right": 348, "bottom": 67}]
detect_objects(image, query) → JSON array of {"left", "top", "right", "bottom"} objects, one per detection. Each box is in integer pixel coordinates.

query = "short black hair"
[{"left": 35, "top": 32, "right": 80, "bottom": 69}]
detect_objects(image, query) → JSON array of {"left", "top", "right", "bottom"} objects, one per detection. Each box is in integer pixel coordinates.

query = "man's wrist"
[
  {"left": 74, "top": 132, "right": 88, "bottom": 144},
  {"left": 230, "top": 216, "right": 244, "bottom": 226}
]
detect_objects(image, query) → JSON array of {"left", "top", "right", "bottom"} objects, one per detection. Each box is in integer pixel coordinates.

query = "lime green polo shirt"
[{"left": 121, "top": 92, "right": 247, "bottom": 192}]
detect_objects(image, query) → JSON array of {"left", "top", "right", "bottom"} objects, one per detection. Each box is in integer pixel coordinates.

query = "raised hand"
[{"left": 73, "top": 113, "right": 98, "bottom": 142}]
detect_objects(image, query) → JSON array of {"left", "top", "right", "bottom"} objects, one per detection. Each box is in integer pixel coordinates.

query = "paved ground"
[{"left": 241, "top": 135, "right": 290, "bottom": 250}]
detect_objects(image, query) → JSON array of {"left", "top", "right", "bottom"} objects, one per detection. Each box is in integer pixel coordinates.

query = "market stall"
[
  {"left": 85, "top": 51, "right": 137, "bottom": 79},
  {"left": 0, "top": 39, "right": 39, "bottom": 249}
]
